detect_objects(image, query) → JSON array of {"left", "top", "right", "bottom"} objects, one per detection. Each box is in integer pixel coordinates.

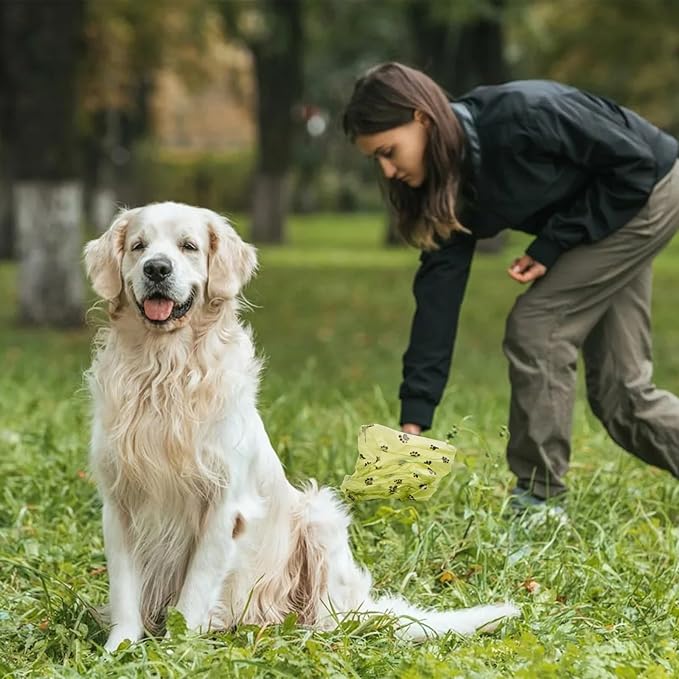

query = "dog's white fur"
[{"left": 84, "top": 202, "right": 518, "bottom": 652}]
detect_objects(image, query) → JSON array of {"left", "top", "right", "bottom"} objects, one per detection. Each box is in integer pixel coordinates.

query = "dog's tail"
[
  {"left": 296, "top": 482, "right": 520, "bottom": 639},
  {"left": 368, "top": 595, "right": 520, "bottom": 640}
]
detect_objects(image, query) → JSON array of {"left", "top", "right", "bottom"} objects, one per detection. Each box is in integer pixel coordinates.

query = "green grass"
[{"left": 2, "top": 213, "right": 679, "bottom": 677}]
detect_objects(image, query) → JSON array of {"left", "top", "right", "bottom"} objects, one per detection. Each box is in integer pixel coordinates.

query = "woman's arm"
[{"left": 399, "top": 232, "right": 476, "bottom": 432}]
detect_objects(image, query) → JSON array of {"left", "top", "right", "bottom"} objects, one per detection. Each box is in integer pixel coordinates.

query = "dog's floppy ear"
[
  {"left": 84, "top": 208, "right": 139, "bottom": 300},
  {"left": 205, "top": 211, "right": 258, "bottom": 300}
]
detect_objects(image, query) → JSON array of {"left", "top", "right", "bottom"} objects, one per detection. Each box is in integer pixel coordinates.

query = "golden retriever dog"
[{"left": 83, "top": 202, "right": 518, "bottom": 651}]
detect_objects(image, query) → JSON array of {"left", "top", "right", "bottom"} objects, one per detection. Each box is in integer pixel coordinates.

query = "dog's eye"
[
  {"left": 131, "top": 241, "right": 146, "bottom": 252},
  {"left": 182, "top": 241, "right": 198, "bottom": 251}
]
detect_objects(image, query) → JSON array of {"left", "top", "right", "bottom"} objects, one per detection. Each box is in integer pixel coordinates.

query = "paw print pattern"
[{"left": 344, "top": 424, "right": 456, "bottom": 502}]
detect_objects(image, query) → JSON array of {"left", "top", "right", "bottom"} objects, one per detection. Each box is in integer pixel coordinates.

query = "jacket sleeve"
[
  {"left": 525, "top": 95, "right": 659, "bottom": 269},
  {"left": 399, "top": 233, "right": 476, "bottom": 431}
]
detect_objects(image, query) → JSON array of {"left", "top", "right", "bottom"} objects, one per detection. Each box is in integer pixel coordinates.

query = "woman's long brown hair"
[{"left": 342, "top": 62, "right": 466, "bottom": 250}]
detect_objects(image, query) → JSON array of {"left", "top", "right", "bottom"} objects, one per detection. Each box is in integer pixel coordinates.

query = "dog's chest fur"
[{"left": 89, "top": 322, "right": 258, "bottom": 509}]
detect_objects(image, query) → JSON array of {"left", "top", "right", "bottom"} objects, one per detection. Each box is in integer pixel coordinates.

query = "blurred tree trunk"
[
  {"left": 83, "top": 109, "right": 119, "bottom": 234},
  {"left": 83, "top": 75, "right": 153, "bottom": 230},
  {"left": 0, "top": 8, "right": 13, "bottom": 260},
  {"left": 117, "top": 74, "right": 154, "bottom": 207},
  {"left": 220, "top": 0, "right": 303, "bottom": 244},
  {"left": 408, "top": 0, "right": 509, "bottom": 96},
  {"left": 399, "top": 0, "right": 509, "bottom": 253},
  {"left": 250, "top": 0, "right": 303, "bottom": 243},
  {"left": 1, "top": 0, "right": 85, "bottom": 326},
  {"left": 0, "top": 147, "right": 13, "bottom": 260}
]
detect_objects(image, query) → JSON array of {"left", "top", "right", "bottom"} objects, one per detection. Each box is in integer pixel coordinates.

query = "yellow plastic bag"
[{"left": 341, "top": 424, "right": 458, "bottom": 502}]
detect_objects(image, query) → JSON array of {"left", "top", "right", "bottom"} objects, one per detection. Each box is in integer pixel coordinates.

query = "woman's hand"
[
  {"left": 508, "top": 255, "right": 547, "bottom": 284},
  {"left": 402, "top": 423, "right": 423, "bottom": 435}
]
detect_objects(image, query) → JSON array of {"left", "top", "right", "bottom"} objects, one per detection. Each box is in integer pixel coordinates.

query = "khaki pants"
[{"left": 503, "top": 159, "right": 679, "bottom": 498}]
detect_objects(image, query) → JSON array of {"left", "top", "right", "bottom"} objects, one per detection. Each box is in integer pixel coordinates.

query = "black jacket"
[{"left": 399, "top": 80, "right": 678, "bottom": 430}]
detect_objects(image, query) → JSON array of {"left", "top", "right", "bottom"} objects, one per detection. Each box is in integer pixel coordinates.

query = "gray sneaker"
[{"left": 508, "top": 487, "right": 568, "bottom": 526}]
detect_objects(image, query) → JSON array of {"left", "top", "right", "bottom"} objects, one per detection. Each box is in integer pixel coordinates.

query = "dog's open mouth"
[{"left": 137, "top": 293, "right": 194, "bottom": 324}]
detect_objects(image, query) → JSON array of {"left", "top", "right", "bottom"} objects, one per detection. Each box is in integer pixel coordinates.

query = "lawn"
[{"left": 2, "top": 213, "right": 679, "bottom": 677}]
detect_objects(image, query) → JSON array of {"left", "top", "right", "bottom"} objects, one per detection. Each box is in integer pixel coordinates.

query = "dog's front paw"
[
  {"left": 183, "top": 616, "right": 212, "bottom": 635},
  {"left": 173, "top": 608, "right": 215, "bottom": 636},
  {"left": 104, "top": 624, "right": 143, "bottom": 652},
  {"left": 174, "top": 598, "right": 215, "bottom": 635}
]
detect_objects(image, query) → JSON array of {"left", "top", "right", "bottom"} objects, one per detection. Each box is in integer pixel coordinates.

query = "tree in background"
[
  {"left": 0, "top": 144, "right": 11, "bottom": 261},
  {"left": 507, "top": 0, "right": 679, "bottom": 134},
  {"left": 394, "top": 0, "right": 510, "bottom": 248},
  {"left": 219, "top": 0, "right": 304, "bottom": 244},
  {"left": 81, "top": 0, "right": 214, "bottom": 231},
  {"left": 408, "top": 0, "right": 509, "bottom": 97},
  {"left": 0, "top": 0, "right": 86, "bottom": 326},
  {"left": 0, "top": 4, "right": 13, "bottom": 261},
  {"left": 298, "top": 0, "right": 411, "bottom": 226}
]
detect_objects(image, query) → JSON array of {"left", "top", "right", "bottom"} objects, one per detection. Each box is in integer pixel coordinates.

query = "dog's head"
[{"left": 84, "top": 202, "right": 257, "bottom": 331}]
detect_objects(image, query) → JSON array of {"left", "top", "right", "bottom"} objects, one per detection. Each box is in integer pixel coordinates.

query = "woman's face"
[{"left": 355, "top": 115, "right": 429, "bottom": 188}]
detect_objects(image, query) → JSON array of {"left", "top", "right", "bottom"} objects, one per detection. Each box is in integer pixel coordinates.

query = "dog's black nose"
[{"left": 143, "top": 257, "right": 173, "bottom": 282}]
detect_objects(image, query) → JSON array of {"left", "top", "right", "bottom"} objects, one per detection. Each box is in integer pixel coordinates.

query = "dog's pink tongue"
[{"left": 143, "top": 298, "right": 174, "bottom": 321}]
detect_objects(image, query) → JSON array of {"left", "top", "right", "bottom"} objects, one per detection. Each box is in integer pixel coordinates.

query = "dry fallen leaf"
[
  {"left": 439, "top": 570, "right": 456, "bottom": 583},
  {"left": 521, "top": 578, "right": 541, "bottom": 594}
]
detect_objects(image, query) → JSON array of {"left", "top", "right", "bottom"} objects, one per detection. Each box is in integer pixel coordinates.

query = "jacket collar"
[{"left": 451, "top": 101, "right": 481, "bottom": 179}]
